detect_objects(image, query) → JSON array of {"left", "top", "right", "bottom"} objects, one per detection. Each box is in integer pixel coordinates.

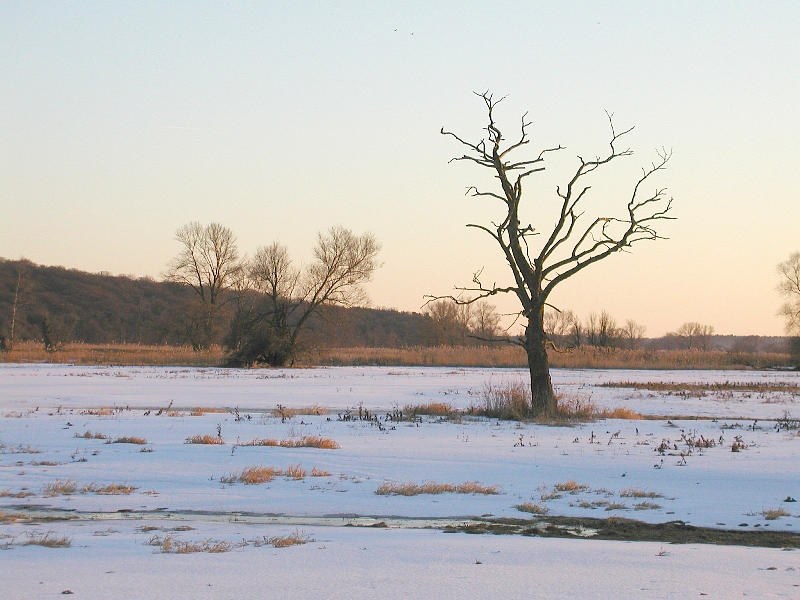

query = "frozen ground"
[{"left": 1, "top": 364, "right": 799, "bottom": 599}]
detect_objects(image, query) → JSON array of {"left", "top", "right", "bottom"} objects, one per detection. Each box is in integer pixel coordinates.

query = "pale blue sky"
[{"left": 2, "top": 1, "right": 798, "bottom": 335}]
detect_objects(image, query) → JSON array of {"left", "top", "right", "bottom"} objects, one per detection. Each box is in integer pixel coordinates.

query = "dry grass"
[
  {"left": 312, "top": 345, "right": 792, "bottom": 370},
  {"left": 284, "top": 464, "right": 306, "bottom": 479},
  {"left": 0, "top": 340, "right": 224, "bottom": 366},
  {"left": 1, "top": 340, "right": 791, "bottom": 370},
  {"left": 21, "top": 531, "right": 71, "bottom": 548},
  {"left": 605, "top": 502, "right": 629, "bottom": 511},
  {"left": 469, "top": 382, "right": 641, "bottom": 422},
  {"left": 74, "top": 430, "right": 107, "bottom": 440},
  {"left": 0, "top": 511, "right": 29, "bottom": 524},
  {"left": 602, "top": 380, "right": 800, "bottom": 394},
  {"left": 265, "top": 530, "right": 311, "bottom": 548},
  {"left": 190, "top": 407, "right": 229, "bottom": 416},
  {"left": 279, "top": 436, "right": 340, "bottom": 450},
  {"left": 375, "top": 480, "right": 499, "bottom": 496},
  {"left": 84, "top": 483, "right": 137, "bottom": 495},
  {"left": 515, "top": 502, "right": 549, "bottom": 515},
  {"left": 469, "top": 381, "right": 532, "bottom": 420},
  {"left": 42, "top": 479, "right": 78, "bottom": 496},
  {"left": 238, "top": 436, "right": 339, "bottom": 449},
  {"left": 0, "top": 489, "right": 35, "bottom": 498},
  {"left": 554, "top": 480, "right": 589, "bottom": 493},
  {"left": 404, "top": 402, "right": 454, "bottom": 416},
  {"left": 111, "top": 436, "right": 148, "bottom": 445},
  {"left": 275, "top": 405, "right": 328, "bottom": 418},
  {"left": 634, "top": 501, "right": 663, "bottom": 510},
  {"left": 762, "top": 508, "right": 791, "bottom": 520},
  {"left": 240, "top": 438, "right": 279, "bottom": 447},
  {"left": 82, "top": 408, "right": 113, "bottom": 416},
  {"left": 620, "top": 488, "right": 663, "bottom": 499},
  {"left": 221, "top": 464, "right": 313, "bottom": 484},
  {"left": 148, "top": 535, "right": 230, "bottom": 553},
  {"left": 43, "top": 480, "right": 137, "bottom": 496},
  {"left": 185, "top": 434, "right": 225, "bottom": 445}
]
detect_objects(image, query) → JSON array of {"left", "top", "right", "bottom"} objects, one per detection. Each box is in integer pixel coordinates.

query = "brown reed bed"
[{"left": 1, "top": 340, "right": 791, "bottom": 370}]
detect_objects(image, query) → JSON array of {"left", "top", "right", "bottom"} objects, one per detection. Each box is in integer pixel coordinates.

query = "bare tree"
[
  {"left": 777, "top": 253, "right": 800, "bottom": 332},
  {"left": 669, "top": 322, "right": 714, "bottom": 350},
  {"left": 433, "top": 92, "right": 673, "bottom": 415},
  {"left": 543, "top": 309, "right": 577, "bottom": 339},
  {"left": 777, "top": 253, "right": 800, "bottom": 368},
  {"left": 165, "top": 222, "right": 242, "bottom": 349},
  {"left": 228, "top": 226, "right": 380, "bottom": 366},
  {"left": 619, "top": 319, "right": 646, "bottom": 350},
  {"left": 472, "top": 301, "right": 502, "bottom": 340},
  {"left": 2, "top": 260, "right": 30, "bottom": 351}
]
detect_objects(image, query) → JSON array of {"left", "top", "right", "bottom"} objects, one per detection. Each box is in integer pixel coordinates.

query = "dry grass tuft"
[
  {"left": 240, "top": 438, "right": 279, "bottom": 447},
  {"left": 310, "top": 467, "right": 331, "bottom": 477},
  {"left": 233, "top": 466, "right": 279, "bottom": 484},
  {"left": 554, "top": 480, "right": 589, "bottom": 493},
  {"left": 601, "top": 407, "right": 644, "bottom": 420},
  {"left": 74, "top": 430, "right": 108, "bottom": 440},
  {"left": 515, "top": 502, "right": 549, "bottom": 515},
  {"left": 148, "top": 534, "right": 230, "bottom": 553},
  {"left": 190, "top": 407, "right": 228, "bottom": 416},
  {"left": 266, "top": 530, "right": 311, "bottom": 548},
  {"left": 185, "top": 434, "right": 224, "bottom": 445},
  {"left": 604, "top": 502, "right": 629, "bottom": 511},
  {"left": 0, "top": 489, "right": 35, "bottom": 499},
  {"left": 284, "top": 464, "right": 306, "bottom": 479},
  {"left": 42, "top": 479, "right": 78, "bottom": 496},
  {"left": 111, "top": 436, "right": 148, "bottom": 445},
  {"left": 404, "top": 402, "right": 454, "bottom": 416},
  {"left": 21, "top": 531, "right": 71, "bottom": 548},
  {"left": 82, "top": 408, "right": 113, "bottom": 416},
  {"left": 84, "top": 483, "right": 137, "bottom": 495},
  {"left": 470, "top": 381, "right": 532, "bottom": 420},
  {"left": 762, "top": 508, "right": 791, "bottom": 520},
  {"left": 279, "top": 436, "right": 340, "bottom": 450},
  {"left": 275, "top": 405, "right": 328, "bottom": 419},
  {"left": 634, "top": 501, "right": 662, "bottom": 511},
  {"left": 620, "top": 488, "right": 663, "bottom": 498},
  {"left": 0, "top": 511, "right": 29, "bottom": 524},
  {"left": 375, "top": 480, "right": 499, "bottom": 496}
]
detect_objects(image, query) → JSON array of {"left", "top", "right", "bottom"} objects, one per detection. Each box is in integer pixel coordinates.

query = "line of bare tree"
[{"left": 164, "top": 222, "right": 381, "bottom": 366}]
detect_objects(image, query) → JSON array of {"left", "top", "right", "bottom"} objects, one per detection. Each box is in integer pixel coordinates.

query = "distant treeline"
[{"left": 0, "top": 258, "right": 791, "bottom": 354}]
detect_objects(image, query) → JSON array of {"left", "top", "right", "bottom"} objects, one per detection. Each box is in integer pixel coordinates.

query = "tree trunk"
[{"left": 525, "top": 319, "right": 557, "bottom": 416}]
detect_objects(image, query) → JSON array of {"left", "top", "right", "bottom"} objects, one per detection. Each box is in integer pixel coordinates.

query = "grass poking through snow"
[{"left": 375, "top": 481, "right": 499, "bottom": 496}]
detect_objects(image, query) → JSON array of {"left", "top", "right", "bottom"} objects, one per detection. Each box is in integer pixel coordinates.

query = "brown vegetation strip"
[
  {"left": 2, "top": 341, "right": 792, "bottom": 370},
  {"left": 375, "top": 481, "right": 499, "bottom": 496},
  {"left": 601, "top": 381, "right": 800, "bottom": 393}
]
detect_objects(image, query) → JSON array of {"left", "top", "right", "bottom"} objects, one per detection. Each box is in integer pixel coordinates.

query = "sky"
[{"left": 1, "top": 1, "right": 798, "bottom": 336}]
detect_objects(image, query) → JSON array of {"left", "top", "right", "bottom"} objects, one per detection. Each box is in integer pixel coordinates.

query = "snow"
[{"left": 2, "top": 364, "right": 799, "bottom": 598}]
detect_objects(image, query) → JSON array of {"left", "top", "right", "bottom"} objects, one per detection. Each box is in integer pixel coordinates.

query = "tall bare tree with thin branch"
[
  {"left": 165, "top": 222, "right": 242, "bottom": 349},
  {"left": 432, "top": 92, "right": 674, "bottom": 415}
]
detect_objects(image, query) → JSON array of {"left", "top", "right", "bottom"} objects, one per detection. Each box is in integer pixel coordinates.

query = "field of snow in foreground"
[{"left": 1, "top": 364, "right": 798, "bottom": 599}]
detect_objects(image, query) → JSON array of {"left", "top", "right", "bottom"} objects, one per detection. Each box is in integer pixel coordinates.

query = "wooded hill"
[{"left": 0, "top": 258, "right": 442, "bottom": 348}]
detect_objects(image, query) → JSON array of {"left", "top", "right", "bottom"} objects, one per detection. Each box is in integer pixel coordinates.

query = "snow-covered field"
[{"left": 2, "top": 364, "right": 799, "bottom": 599}]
